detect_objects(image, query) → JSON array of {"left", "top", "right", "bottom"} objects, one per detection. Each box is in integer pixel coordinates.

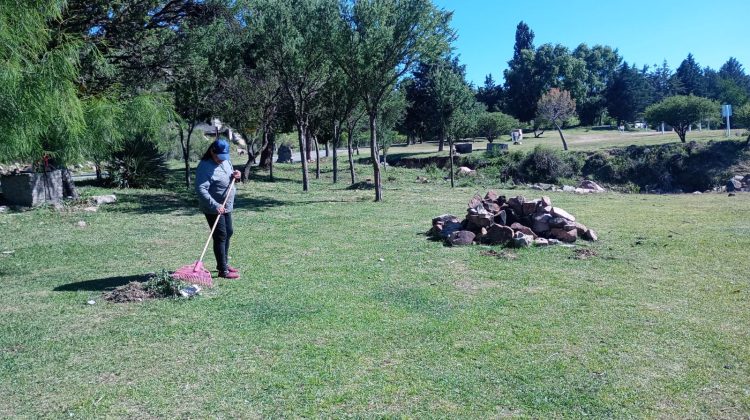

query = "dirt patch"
[
  {"left": 103, "top": 271, "right": 182, "bottom": 303},
  {"left": 573, "top": 248, "right": 598, "bottom": 260},
  {"left": 480, "top": 249, "right": 518, "bottom": 260},
  {"left": 103, "top": 281, "right": 157, "bottom": 303}
]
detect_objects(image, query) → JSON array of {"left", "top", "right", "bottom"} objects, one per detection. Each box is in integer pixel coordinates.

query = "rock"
[
  {"left": 729, "top": 193, "right": 736, "bottom": 197},
  {"left": 491, "top": 209, "right": 506, "bottom": 226},
  {"left": 87, "top": 300, "right": 96, "bottom": 305},
  {"left": 522, "top": 200, "right": 540, "bottom": 216},
  {"left": 277, "top": 145, "right": 293, "bottom": 163},
  {"left": 83, "top": 206, "right": 98, "bottom": 212},
  {"left": 550, "top": 228, "right": 577, "bottom": 243},
  {"left": 562, "top": 185, "right": 576, "bottom": 192},
  {"left": 727, "top": 179, "right": 742, "bottom": 192},
  {"left": 548, "top": 217, "right": 569, "bottom": 229},
  {"left": 692, "top": 191, "right": 702, "bottom": 194},
  {"left": 734, "top": 175, "right": 744, "bottom": 180},
  {"left": 533, "top": 238, "right": 549, "bottom": 247},
  {"left": 431, "top": 214, "right": 462, "bottom": 239},
  {"left": 540, "top": 196, "right": 552, "bottom": 207},
  {"left": 467, "top": 213, "right": 493, "bottom": 230},
  {"left": 551, "top": 207, "right": 576, "bottom": 222},
  {"left": 511, "top": 231, "right": 533, "bottom": 248},
  {"left": 547, "top": 239, "right": 562, "bottom": 245},
  {"left": 562, "top": 223, "right": 577, "bottom": 232},
  {"left": 582, "top": 229, "right": 598, "bottom": 241},
  {"left": 507, "top": 196, "right": 526, "bottom": 214},
  {"left": 510, "top": 222, "right": 537, "bottom": 238},
  {"left": 578, "top": 180, "right": 605, "bottom": 192},
  {"left": 416, "top": 176, "right": 429, "bottom": 183},
  {"left": 0, "top": 206, "right": 8, "bottom": 213},
  {"left": 483, "top": 201, "right": 501, "bottom": 214},
  {"left": 483, "top": 224, "right": 514, "bottom": 245},
  {"left": 449, "top": 230, "right": 476, "bottom": 246},
  {"left": 574, "top": 222, "right": 589, "bottom": 237},
  {"left": 532, "top": 213, "right": 552, "bottom": 233},
  {"left": 457, "top": 166, "right": 476, "bottom": 176},
  {"left": 76, "top": 221, "right": 87, "bottom": 228},
  {"left": 92, "top": 194, "right": 117, "bottom": 205},
  {"left": 485, "top": 190, "right": 498, "bottom": 201},
  {"left": 574, "top": 188, "right": 592, "bottom": 194},
  {"left": 468, "top": 195, "right": 484, "bottom": 211}
]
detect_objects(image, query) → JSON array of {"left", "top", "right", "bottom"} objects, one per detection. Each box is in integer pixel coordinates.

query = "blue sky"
[{"left": 433, "top": 0, "right": 750, "bottom": 86}]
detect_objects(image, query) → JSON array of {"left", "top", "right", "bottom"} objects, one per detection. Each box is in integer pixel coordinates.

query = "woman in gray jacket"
[{"left": 195, "top": 139, "right": 241, "bottom": 279}]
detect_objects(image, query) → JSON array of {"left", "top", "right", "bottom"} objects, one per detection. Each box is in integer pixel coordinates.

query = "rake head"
[{"left": 171, "top": 261, "right": 213, "bottom": 287}]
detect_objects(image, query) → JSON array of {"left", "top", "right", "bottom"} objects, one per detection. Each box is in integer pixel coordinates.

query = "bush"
[
  {"left": 107, "top": 135, "right": 169, "bottom": 188},
  {"left": 517, "top": 145, "right": 582, "bottom": 183}
]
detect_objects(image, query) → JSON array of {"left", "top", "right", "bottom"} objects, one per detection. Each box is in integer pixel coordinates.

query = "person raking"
[{"left": 195, "top": 138, "right": 241, "bottom": 279}]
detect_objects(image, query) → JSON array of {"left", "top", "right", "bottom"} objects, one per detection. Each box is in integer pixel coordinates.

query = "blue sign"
[{"left": 722, "top": 104, "right": 732, "bottom": 117}]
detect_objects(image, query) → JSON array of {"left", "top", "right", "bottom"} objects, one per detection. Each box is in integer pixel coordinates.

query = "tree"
[
  {"left": 476, "top": 112, "right": 519, "bottom": 142},
  {"left": 673, "top": 54, "right": 705, "bottom": 96},
  {"left": 252, "top": 0, "right": 337, "bottom": 192},
  {"left": 170, "top": 13, "right": 242, "bottom": 187},
  {"left": 644, "top": 95, "right": 719, "bottom": 142},
  {"left": 430, "top": 64, "right": 476, "bottom": 187},
  {"left": 606, "top": 62, "right": 653, "bottom": 124},
  {"left": 476, "top": 74, "right": 503, "bottom": 112},
  {"left": 734, "top": 103, "right": 750, "bottom": 146},
  {"left": 648, "top": 60, "right": 677, "bottom": 104},
  {"left": 573, "top": 44, "right": 621, "bottom": 125},
  {"left": 503, "top": 21, "right": 537, "bottom": 122},
  {"left": 537, "top": 88, "right": 576, "bottom": 150},
  {"left": 335, "top": 0, "right": 453, "bottom": 201}
]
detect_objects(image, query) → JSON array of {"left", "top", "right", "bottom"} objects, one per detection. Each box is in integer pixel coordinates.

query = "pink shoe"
[{"left": 219, "top": 270, "right": 240, "bottom": 279}]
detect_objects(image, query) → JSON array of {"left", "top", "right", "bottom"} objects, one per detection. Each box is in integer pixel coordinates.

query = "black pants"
[{"left": 204, "top": 212, "right": 233, "bottom": 273}]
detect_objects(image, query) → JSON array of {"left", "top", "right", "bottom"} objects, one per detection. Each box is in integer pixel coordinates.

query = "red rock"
[
  {"left": 483, "top": 224, "right": 514, "bottom": 245},
  {"left": 449, "top": 230, "right": 476, "bottom": 246},
  {"left": 522, "top": 200, "right": 540, "bottom": 216},
  {"left": 550, "top": 228, "right": 577, "bottom": 243},
  {"left": 485, "top": 190, "right": 498, "bottom": 201},
  {"left": 551, "top": 207, "right": 576, "bottom": 222},
  {"left": 510, "top": 222, "right": 538, "bottom": 238},
  {"left": 467, "top": 213, "right": 493, "bottom": 229}
]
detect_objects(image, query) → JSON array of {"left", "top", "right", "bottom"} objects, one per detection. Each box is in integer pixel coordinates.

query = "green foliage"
[
  {"left": 107, "top": 135, "right": 169, "bottom": 189},
  {"left": 518, "top": 145, "right": 582, "bottom": 183},
  {"left": 476, "top": 112, "right": 518, "bottom": 142},
  {"left": 145, "top": 270, "right": 182, "bottom": 298},
  {"left": 644, "top": 95, "right": 719, "bottom": 142},
  {"left": 605, "top": 62, "right": 654, "bottom": 124},
  {"left": 735, "top": 103, "right": 750, "bottom": 128}
]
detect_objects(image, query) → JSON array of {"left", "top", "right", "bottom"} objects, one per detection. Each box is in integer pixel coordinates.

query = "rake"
[{"left": 172, "top": 178, "right": 235, "bottom": 287}]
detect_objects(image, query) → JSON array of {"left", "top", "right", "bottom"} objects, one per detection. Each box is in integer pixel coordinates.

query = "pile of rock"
[
  {"left": 429, "top": 191, "right": 598, "bottom": 247},
  {"left": 726, "top": 175, "right": 750, "bottom": 192},
  {"left": 531, "top": 180, "right": 606, "bottom": 194}
]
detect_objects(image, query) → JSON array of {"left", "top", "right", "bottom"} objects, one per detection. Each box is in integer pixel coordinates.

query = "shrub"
[
  {"left": 107, "top": 135, "right": 168, "bottom": 188},
  {"left": 518, "top": 145, "right": 582, "bottom": 183}
]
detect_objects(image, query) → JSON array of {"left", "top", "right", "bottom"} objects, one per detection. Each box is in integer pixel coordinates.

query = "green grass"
[
  {"left": 386, "top": 128, "right": 743, "bottom": 161},
  {"left": 1, "top": 161, "right": 749, "bottom": 417}
]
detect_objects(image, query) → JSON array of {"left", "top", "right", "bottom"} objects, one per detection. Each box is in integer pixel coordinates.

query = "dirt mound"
[
  {"left": 103, "top": 271, "right": 183, "bottom": 303},
  {"left": 103, "top": 281, "right": 155, "bottom": 303}
]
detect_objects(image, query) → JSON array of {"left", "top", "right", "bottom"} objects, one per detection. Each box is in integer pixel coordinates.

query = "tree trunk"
[
  {"left": 369, "top": 112, "right": 382, "bottom": 202},
  {"left": 676, "top": 126, "right": 687, "bottom": 143},
  {"left": 332, "top": 123, "right": 339, "bottom": 184},
  {"left": 347, "top": 126, "right": 356, "bottom": 185},
  {"left": 305, "top": 130, "right": 312, "bottom": 162},
  {"left": 555, "top": 123, "right": 568, "bottom": 151},
  {"left": 438, "top": 136, "right": 444, "bottom": 152},
  {"left": 269, "top": 132, "right": 275, "bottom": 182},
  {"left": 325, "top": 141, "right": 329, "bottom": 157},
  {"left": 61, "top": 168, "right": 79, "bottom": 199},
  {"left": 297, "top": 120, "right": 310, "bottom": 192},
  {"left": 449, "top": 138, "right": 455, "bottom": 188},
  {"left": 314, "top": 135, "right": 320, "bottom": 179},
  {"left": 94, "top": 162, "right": 102, "bottom": 183},
  {"left": 259, "top": 127, "right": 272, "bottom": 169}
]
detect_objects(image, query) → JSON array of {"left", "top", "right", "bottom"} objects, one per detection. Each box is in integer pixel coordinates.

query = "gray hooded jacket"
[{"left": 195, "top": 159, "right": 236, "bottom": 214}]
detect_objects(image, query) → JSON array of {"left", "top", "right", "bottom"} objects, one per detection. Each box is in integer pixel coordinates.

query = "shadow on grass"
[{"left": 54, "top": 274, "right": 149, "bottom": 292}]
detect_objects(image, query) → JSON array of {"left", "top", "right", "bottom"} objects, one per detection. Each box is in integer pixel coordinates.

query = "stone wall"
[{"left": 0, "top": 171, "right": 63, "bottom": 207}]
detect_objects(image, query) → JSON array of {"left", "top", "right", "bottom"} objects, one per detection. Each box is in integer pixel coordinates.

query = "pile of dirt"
[
  {"left": 103, "top": 281, "right": 156, "bottom": 303},
  {"left": 429, "top": 191, "right": 599, "bottom": 247}
]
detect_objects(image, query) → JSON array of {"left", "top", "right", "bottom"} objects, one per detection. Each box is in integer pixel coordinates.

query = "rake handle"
[{"left": 196, "top": 178, "right": 236, "bottom": 269}]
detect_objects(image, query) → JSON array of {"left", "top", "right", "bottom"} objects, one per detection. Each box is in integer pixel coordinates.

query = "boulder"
[
  {"left": 578, "top": 180, "right": 605, "bottom": 192},
  {"left": 551, "top": 207, "right": 576, "bottom": 222},
  {"left": 483, "top": 224, "right": 514, "bottom": 245},
  {"left": 510, "top": 222, "right": 537, "bottom": 238},
  {"left": 483, "top": 201, "right": 501, "bottom": 214},
  {"left": 512, "top": 231, "right": 533, "bottom": 248},
  {"left": 494, "top": 210, "right": 507, "bottom": 226},
  {"left": 540, "top": 196, "right": 552, "bottom": 207},
  {"left": 582, "top": 228, "right": 598, "bottom": 242},
  {"left": 507, "top": 196, "right": 526, "bottom": 214},
  {"left": 548, "top": 217, "right": 569, "bottom": 229},
  {"left": 457, "top": 167, "right": 477, "bottom": 176},
  {"left": 521, "top": 200, "right": 540, "bottom": 216},
  {"left": 562, "top": 185, "right": 576, "bottom": 192},
  {"left": 727, "top": 179, "right": 742, "bottom": 192},
  {"left": 431, "top": 214, "right": 462, "bottom": 239},
  {"left": 485, "top": 190, "right": 499, "bottom": 202},
  {"left": 467, "top": 213, "right": 493, "bottom": 230},
  {"left": 574, "top": 222, "right": 589, "bottom": 237},
  {"left": 533, "top": 238, "right": 549, "bottom": 247},
  {"left": 449, "top": 230, "right": 476, "bottom": 246},
  {"left": 532, "top": 213, "right": 552, "bottom": 233},
  {"left": 76, "top": 221, "right": 87, "bottom": 228},
  {"left": 550, "top": 228, "right": 577, "bottom": 243},
  {"left": 92, "top": 194, "right": 117, "bottom": 205}
]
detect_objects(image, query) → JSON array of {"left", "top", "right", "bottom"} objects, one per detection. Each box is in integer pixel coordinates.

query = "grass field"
[
  {"left": 1, "top": 161, "right": 749, "bottom": 417},
  {"left": 386, "top": 128, "right": 744, "bottom": 161}
]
